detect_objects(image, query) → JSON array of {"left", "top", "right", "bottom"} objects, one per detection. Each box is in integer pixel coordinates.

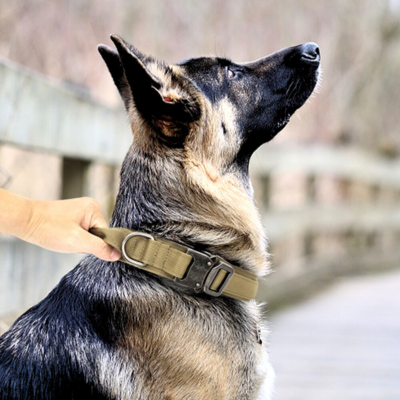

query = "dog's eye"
[{"left": 227, "top": 69, "right": 236, "bottom": 79}]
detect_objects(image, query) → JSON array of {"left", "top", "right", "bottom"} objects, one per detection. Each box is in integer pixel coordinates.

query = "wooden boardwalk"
[{"left": 268, "top": 269, "right": 400, "bottom": 400}]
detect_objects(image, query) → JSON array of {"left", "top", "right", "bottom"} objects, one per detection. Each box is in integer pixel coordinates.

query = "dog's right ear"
[{"left": 98, "top": 44, "right": 134, "bottom": 112}]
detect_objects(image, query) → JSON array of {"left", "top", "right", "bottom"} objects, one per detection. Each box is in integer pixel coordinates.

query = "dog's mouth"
[{"left": 274, "top": 68, "right": 320, "bottom": 132}]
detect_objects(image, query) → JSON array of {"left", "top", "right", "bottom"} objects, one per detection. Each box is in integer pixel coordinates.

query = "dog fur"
[{"left": 0, "top": 35, "right": 320, "bottom": 399}]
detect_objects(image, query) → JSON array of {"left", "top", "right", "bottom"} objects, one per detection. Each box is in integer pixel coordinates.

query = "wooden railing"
[
  {"left": 0, "top": 57, "right": 130, "bottom": 317},
  {"left": 250, "top": 145, "right": 400, "bottom": 307},
  {"left": 0, "top": 56, "right": 130, "bottom": 163}
]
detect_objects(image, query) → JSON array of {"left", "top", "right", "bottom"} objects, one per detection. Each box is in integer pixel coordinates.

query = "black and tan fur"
[{"left": 0, "top": 35, "right": 320, "bottom": 399}]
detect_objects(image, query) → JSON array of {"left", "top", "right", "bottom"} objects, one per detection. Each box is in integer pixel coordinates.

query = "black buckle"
[{"left": 173, "top": 248, "right": 234, "bottom": 297}]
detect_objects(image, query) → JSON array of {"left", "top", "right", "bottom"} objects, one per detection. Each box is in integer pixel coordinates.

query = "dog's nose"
[{"left": 299, "top": 42, "right": 320, "bottom": 64}]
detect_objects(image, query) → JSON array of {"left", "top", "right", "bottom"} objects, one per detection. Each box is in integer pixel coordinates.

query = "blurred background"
[{"left": 1, "top": 1, "right": 400, "bottom": 398}]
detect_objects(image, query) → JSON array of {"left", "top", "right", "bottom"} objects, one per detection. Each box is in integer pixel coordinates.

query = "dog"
[{"left": 0, "top": 35, "right": 320, "bottom": 399}]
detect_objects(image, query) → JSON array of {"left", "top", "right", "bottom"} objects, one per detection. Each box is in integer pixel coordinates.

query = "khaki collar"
[{"left": 90, "top": 227, "right": 259, "bottom": 302}]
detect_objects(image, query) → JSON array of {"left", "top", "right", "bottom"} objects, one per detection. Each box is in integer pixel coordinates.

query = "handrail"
[
  {"left": 251, "top": 144, "right": 400, "bottom": 189},
  {"left": 0, "top": 57, "right": 131, "bottom": 164}
]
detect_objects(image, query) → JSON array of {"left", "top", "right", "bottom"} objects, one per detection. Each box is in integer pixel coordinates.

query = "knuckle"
[
  {"left": 83, "top": 197, "right": 101, "bottom": 212},
  {"left": 96, "top": 243, "right": 111, "bottom": 260}
]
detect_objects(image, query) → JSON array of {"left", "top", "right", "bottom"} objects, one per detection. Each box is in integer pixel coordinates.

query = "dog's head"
[
  {"left": 99, "top": 35, "right": 320, "bottom": 175},
  {"left": 99, "top": 35, "right": 320, "bottom": 272}
]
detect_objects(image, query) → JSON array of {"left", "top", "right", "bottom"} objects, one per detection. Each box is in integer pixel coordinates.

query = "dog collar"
[{"left": 90, "top": 227, "right": 259, "bottom": 302}]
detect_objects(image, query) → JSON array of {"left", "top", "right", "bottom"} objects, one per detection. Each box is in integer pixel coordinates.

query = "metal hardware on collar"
[
  {"left": 173, "top": 248, "right": 235, "bottom": 297},
  {"left": 203, "top": 260, "right": 234, "bottom": 297},
  {"left": 173, "top": 248, "right": 215, "bottom": 294},
  {"left": 121, "top": 231, "right": 155, "bottom": 267}
]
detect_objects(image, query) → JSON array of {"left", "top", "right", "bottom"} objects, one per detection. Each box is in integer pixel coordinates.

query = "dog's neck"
[{"left": 110, "top": 146, "right": 270, "bottom": 276}]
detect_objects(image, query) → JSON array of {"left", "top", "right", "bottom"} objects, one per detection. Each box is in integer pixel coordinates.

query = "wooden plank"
[
  {"left": 251, "top": 145, "right": 400, "bottom": 189},
  {"left": 262, "top": 205, "right": 400, "bottom": 241},
  {"left": 257, "top": 248, "right": 400, "bottom": 306},
  {"left": 268, "top": 270, "right": 400, "bottom": 399},
  {"left": 0, "top": 237, "right": 81, "bottom": 316},
  {"left": 0, "top": 57, "right": 131, "bottom": 165}
]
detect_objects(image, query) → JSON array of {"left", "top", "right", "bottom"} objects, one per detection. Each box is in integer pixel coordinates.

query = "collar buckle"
[
  {"left": 203, "top": 260, "right": 234, "bottom": 297},
  {"left": 173, "top": 248, "right": 234, "bottom": 297}
]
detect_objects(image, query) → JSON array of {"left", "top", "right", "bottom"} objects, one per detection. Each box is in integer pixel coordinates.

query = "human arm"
[{"left": 0, "top": 188, "right": 120, "bottom": 261}]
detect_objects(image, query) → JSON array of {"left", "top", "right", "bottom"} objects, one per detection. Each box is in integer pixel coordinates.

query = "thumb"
[{"left": 83, "top": 231, "right": 121, "bottom": 261}]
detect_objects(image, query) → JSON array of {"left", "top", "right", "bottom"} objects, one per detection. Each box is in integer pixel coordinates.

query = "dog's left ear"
[{"left": 99, "top": 35, "right": 201, "bottom": 138}]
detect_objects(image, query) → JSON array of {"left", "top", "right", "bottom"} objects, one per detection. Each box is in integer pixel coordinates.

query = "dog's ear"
[
  {"left": 98, "top": 44, "right": 133, "bottom": 112},
  {"left": 99, "top": 34, "right": 201, "bottom": 139}
]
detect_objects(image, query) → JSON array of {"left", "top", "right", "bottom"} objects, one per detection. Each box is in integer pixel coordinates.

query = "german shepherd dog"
[{"left": 0, "top": 35, "right": 320, "bottom": 399}]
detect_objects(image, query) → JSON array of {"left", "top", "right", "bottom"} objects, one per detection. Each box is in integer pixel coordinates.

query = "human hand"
[{"left": 16, "top": 196, "right": 120, "bottom": 261}]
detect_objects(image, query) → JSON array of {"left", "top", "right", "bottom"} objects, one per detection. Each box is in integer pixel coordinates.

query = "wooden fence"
[
  {"left": 0, "top": 57, "right": 130, "bottom": 316},
  {"left": 1, "top": 57, "right": 400, "bottom": 317},
  {"left": 251, "top": 145, "right": 400, "bottom": 308},
  {"left": 0, "top": 56, "right": 130, "bottom": 163}
]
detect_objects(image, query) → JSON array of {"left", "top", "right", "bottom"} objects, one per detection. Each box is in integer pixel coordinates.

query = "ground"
[{"left": 269, "top": 269, "right": 400, "bottom": 400}]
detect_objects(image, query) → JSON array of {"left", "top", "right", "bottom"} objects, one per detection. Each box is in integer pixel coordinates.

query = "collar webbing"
[{"left": 90, "top": 227, "right": 259, "bottom": 302}]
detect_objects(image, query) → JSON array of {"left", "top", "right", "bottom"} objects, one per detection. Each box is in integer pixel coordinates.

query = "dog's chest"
[{"left": 108, "top": 292, "right": 266, "bottom": 400}]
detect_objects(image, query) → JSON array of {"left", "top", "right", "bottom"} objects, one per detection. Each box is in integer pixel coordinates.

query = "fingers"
[
  {"left": 80, "top": 230, "right": 121, "bottom": 261},
  {"left": 89, "top": 203, "right": 109, "bottom": 230},
  {"left": 81, "top": 199, "right": 121, "bottom": 261},
  {"left": 63, "top": 198, "right": 120, "bottom": 261},
  {"left": 12, "top": 195, "right": 123, "bottom": 261}
]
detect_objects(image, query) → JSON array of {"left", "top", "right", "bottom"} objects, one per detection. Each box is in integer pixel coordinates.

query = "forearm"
[
  {"left": 0, "top": 188, "right": 34, "bottom": 240},
  {"left": 0, "top": 189, "right": 120, "bottom": 260}
]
